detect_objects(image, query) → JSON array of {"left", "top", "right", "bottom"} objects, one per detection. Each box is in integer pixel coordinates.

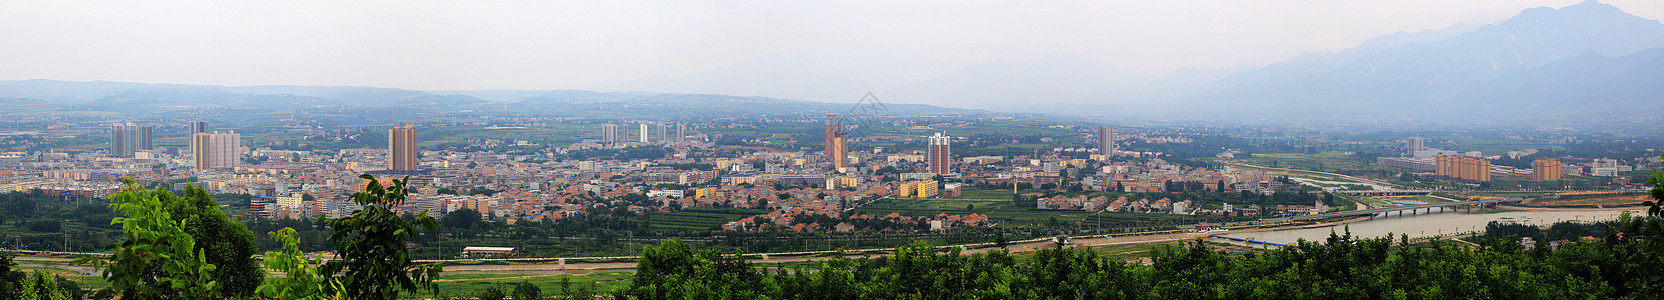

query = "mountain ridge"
[{"left": 1086, "top": 0, "right": 1664, "bottom": 123}]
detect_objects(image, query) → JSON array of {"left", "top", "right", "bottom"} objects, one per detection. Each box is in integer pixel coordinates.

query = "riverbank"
[{"left": 1497, "top": 204, "right": 1645, "bottom": 211}]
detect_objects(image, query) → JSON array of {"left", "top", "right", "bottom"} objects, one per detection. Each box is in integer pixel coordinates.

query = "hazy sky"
[{"left": 2, "top": 0, "right": 1660, "bottom": 91}]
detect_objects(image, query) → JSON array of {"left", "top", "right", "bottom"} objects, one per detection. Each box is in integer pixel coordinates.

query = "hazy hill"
[
  {"left": 0, "top": 79, "right": 984, "bottom": 120},
  {"left": 880, "top": 53, "right": 1150, "bottom": 108},
  {"left": 1455, "top": 48, "right": 1664, "bottom": 115},
  {"left": 600, "top": 53, "right": 1150, "bottom": 109},
  {"left": 597, "top": 55, "right": 958, "bottom": 104},
  {"left": 1082, "top": 1, "right": 1664, "bottom": 124}
]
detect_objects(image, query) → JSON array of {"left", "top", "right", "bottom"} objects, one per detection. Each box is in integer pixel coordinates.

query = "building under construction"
[{"left": 824, "top": 114, "right": 848, "bottom": 171}]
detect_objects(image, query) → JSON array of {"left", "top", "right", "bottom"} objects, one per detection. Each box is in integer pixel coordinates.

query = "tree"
[
  {"left": 469, "top": 186, "right": 500, "bottom": 196},
  {"left": 318, "top": 175, "right": 442, "bottom": 299},
  {"left": 252, "top": 227, "right": 330, "bottom": 300},
  {"left": 85, "top": 179, "right": 219, "bottom": 299},
  {"left": 0, "top": 252, "right": 25, "bottom": 299},
  {"left": 628, "top": 239, "right": 769, "bottom": 299},
  {"left": 17, "top": 270, "right": 78, "bottom": 300},
  {"left": 443, "top": 208, "right": 483, "bottom": 229},
  {"left": 168, "top": 184, "right": 263, "bottom": 298},
  {"left": 475, "top": 285, "right": 507, "bottom": 300},
  {"left": 514, "top": 281, "right": 543, "bottom": 300}
]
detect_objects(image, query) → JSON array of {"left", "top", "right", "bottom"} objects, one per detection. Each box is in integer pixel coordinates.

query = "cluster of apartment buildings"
[{"left": 1379, "top": 137, "right": 1652, "bottom": 182}]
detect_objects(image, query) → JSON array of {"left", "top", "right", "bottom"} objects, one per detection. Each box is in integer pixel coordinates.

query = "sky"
[{"left": 1, "top": 0, "right": 1660, "bottom": 92}]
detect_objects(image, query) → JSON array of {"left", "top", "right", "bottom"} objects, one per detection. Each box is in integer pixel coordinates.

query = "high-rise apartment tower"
[
  {"left": 109, "top": 124, "right": 153, "bottom": 157},
  {"left": 601, "top": 124, "right": 619, "bottom": 144},
  {"left": 192, "top": 131, "right": 240, "bottom": 169},
  {"left": 388, "top": 124, "right": 418, "bottom": 171},
  {"left": 639, "top": 124, "right": 649, "bottom": 143},
  {"left": 1097, "top": 125, "right": 1115, "bottom": 154},
  {"left": 928, "top": 132, "right": 952, "bottom": 174},
  {"left": 676, "top": 123, "right": 686, "bottom": 143},
  {"left": 824, "top": 114, "right": 848, "bottom": 170},
  {"left": 188, "top": 120, "right": 209, "bottom": 135}
]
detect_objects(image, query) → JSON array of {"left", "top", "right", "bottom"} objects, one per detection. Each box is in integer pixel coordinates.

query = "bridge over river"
[
  {"left": 1273, "top": 198, "right": 1529, "bottom": 221},
  {"left": 1336, "top": 189, "right": 1437, "bottom": 196}
]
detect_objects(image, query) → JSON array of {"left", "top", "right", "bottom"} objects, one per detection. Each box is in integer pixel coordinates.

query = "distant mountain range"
[
  {"left": 592, "top": 1, "right": 1664, "bottom": 125},
  {"left": 1092, "top": 1, "right": 1664, "bottom": 123},
  {"left": 0, "top": 79, "right": 983, "bottom": 124},
  {"left": 1, "top": 1, "right": 1656, "bottom": 126},
  {"left": 597, "top": 53, "right": 1153, "bottom": 109}
]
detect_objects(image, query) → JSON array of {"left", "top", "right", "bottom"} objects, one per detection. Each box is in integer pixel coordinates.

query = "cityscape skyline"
[
  {"left": 0, "top": 2, "right": 1660, "bottom": 298},
  {"left": 3, "top": 1, "right": 1661, "bottom": 110}
]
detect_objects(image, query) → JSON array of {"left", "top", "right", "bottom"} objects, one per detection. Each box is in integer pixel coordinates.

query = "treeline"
[
  {"left": 1478, "top": 220, "right": 1614, "bottom": 243},
  {"left": 621, "top": 158, "right": 1664, "bottom": 299},
  {"left": 0, "top": 176, "right": 445, "bottom": 299},
  {"left": 623, "top": 218, "right": 1664, "bottom": 299},
  {"left": 0, "top": 190, "right": 257, "bottom": 253},
  {"left": 0, "top": 191, "right": 126, "bottom": 252}
]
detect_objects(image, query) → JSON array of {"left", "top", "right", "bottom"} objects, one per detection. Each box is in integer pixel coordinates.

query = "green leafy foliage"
[
  {"left": 317, "top": 174, "right": 442, "bottom": 299},
  {"left": 474, "top": 285, "right": 506, "bottom": 300},
  {"left": 168, "top": 184, "right": 263, "bottom": 297},
  {"left": 627, "top": 239, "right": 770, "bottom": 299},
  {"left": 0, "top": 191, "right": 123, "bottom": 252},
  {"left": 0, "top": 252, "right": 23, "bottom": 298},
  {"left": 87, "top": 179, "right": 219, "bottom": 299},
  {"left": 253, "top": 227, "right": 331, "bottom": 300},
  {"left": 513, "top": 281, "right": 543, "bottom": 300},
  {"left": 623, "top": 202, "right": 1664, "bottom": 300},
  {"left": 17, "top": 270, "right": 76, "bottom": 300},
  {"left": 442, "top": 208, "right": 483, "bottom": 229}
]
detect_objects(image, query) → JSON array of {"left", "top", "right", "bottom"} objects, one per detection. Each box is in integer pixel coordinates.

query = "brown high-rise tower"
[
  {"left": 389, "top": 124, "right": 418, "bottom": 171},
  {"left": 824, "top": 114, "right": 848, "bottom": 170}
]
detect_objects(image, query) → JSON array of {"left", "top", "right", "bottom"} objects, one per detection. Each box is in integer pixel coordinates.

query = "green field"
[
  {"left": 1231, "top": 152, "right": 1394, "bottom": 176},
  {"left": 647, "top": 208, "right": 765, "bottom": 232},
  {"left": 957, "top": 187, "right": 1052, "bottom": 200},
  {"left": 1064, "top": 242, "right": 1177, "bottom": 262},
  {"left": 852, "top": 197, "right": 1080, "bottom": 227},
  {"left": 852, "top": 194, "right": 1236, "bottom": 229},
  {"left": 433, "top": 271, "right": 633, "bottom": 298}
]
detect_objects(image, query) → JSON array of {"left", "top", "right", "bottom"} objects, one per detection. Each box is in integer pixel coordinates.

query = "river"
[{"left": 1218, "top": 207, "right": 1643, "bottom": 246}]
